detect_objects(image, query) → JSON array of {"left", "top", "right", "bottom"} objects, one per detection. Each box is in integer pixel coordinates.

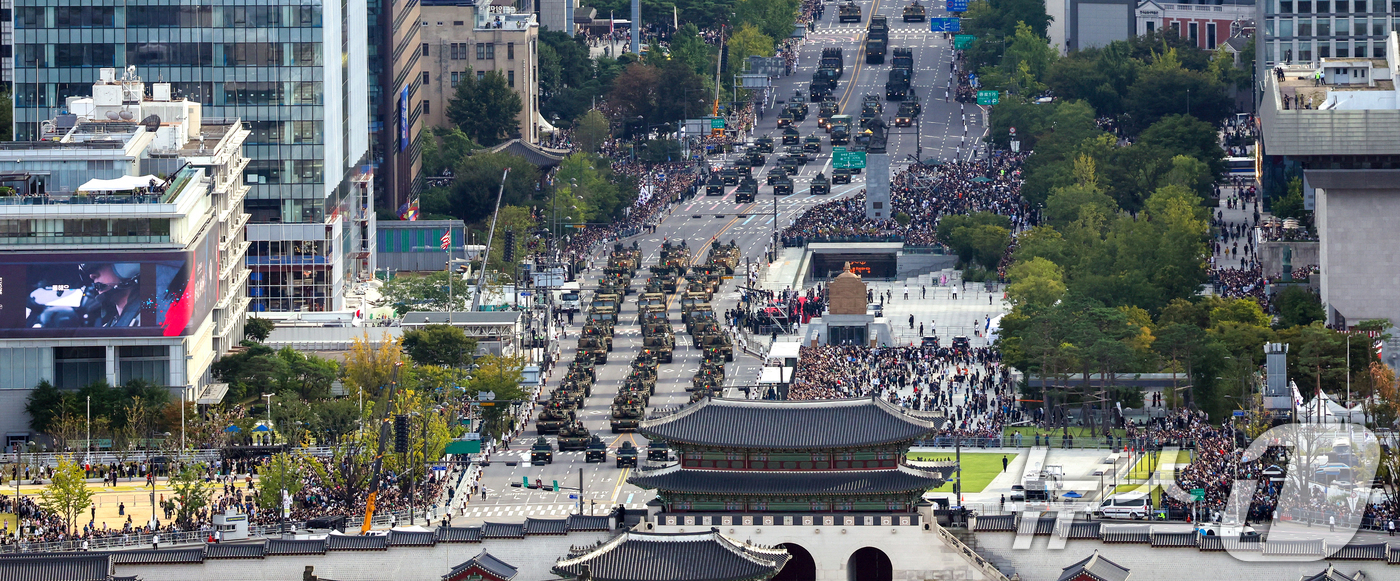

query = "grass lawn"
[
  {"left": 1126, "top": 451, "right": 1184, "bottom": 480},
  {"left": 909, "top": 452, "right": 1017, "bottom": 494},
  {"left": 0, "top": 513, "right": 15, "bottom": 532}
]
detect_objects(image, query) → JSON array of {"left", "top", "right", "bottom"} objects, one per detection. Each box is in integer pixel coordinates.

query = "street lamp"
[{"left": 261, "top": 394, "right": 275, "bottom": 445}]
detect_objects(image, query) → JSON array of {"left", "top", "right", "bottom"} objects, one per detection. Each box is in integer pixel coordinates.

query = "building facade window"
[
  {"left": 422, "top": 71, "right": 430, "bottom": 85},
  {"left": 508, "top": 70, "right": 515, "bottom": 87},
  {"left": 477, "top": 43, "right": 485, "bottom": 59},
  {"left": 422, "top": 100, "right": 430, "bottom": 115},
  {"left": 1207, "top": 22, "right": 1217, "bottom": 49},
  {"left": 451, "top": 72, "right": 460, "bottom": 87},
  {"left": 477, "top": 70, "right": 485, "bottom": 80},
  {"left": 508, "top": 42, "right": 515, "bottom": 59},
  {"left": 422, "top": 43, "right": 429, "bottom": 56}
]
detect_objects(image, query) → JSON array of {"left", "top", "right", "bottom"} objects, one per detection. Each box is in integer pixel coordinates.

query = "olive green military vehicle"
[
  {"left": 557, "top": 422, "right": 591, "bottom": 451},
  {"left": 616, "top": 441, "right": 639, "bottom": 468},
  {"left": 584, "top": 435, "right": 608, "bottom": 462},
  {"left": 530, "top": 437, "right": 554, "bottom": 465}
]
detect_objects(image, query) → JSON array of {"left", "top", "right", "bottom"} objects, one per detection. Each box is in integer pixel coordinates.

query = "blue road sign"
[
  {"left": 930, "top": 18, "right": 961, "bottom": 32},
  {"left": 946, "top": 0, "right": 968, "bottom": 12}
]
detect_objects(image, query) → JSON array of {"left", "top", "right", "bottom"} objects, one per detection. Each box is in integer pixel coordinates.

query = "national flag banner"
[{"left": 440, "top": 231, "right": 451, "bottom": 250}]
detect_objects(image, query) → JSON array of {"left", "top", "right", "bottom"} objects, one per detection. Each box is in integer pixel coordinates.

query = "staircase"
[{"left": 946, "top": 526, "right": 1019, "bottom": 580}]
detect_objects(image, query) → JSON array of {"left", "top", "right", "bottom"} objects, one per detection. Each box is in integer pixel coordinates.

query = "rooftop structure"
[
  {"left": 551, "top": 530, "right": 791, "bottom": 581},
  {"left": 1259, "top": 32, "right": 1400, "bottom": 329},
  {"left": 0, "top": 74, "right": 250, "bottom": 443}
]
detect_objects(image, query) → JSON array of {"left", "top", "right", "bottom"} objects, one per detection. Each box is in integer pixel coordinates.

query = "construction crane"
[{"left": 360, "top": 361, "right": 404, "bottom": 534}]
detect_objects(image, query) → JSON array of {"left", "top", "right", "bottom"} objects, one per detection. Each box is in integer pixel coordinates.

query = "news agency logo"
[{"left": 1006, "top": 423, "right": 1380, "bottom": 563}]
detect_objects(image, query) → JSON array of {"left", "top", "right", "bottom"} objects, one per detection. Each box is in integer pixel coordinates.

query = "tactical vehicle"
[
  {"left": 804, "top": 134, "right": 823, "bottom": 153},
  {"left": 819, "top": 47, "right": 845, "bottom": 78},
  {"left": 743, "top": 150, "right": 766, "bottom": 166},
  {"left": 810, "top": 172, "right": 831, "bottom": 195},
  {"left": 864, "top": 37, "right": 885, "bottom": 64},
  {"left": 705, "top": 173, "right": 724, "bottom": 195},
  {"left": 755, "top": 136, "right": 775, "bottom": 153},
  {"left": 886, "top": 68, "right": 911, "bottom": 100},
  {"left": 530, "top": 437, "right": 554, "bottom": 465},
  {"left": 777, "top": 108, "right": 795, "bottom": 128},
  {"left": 720, "top": 166, "right": 739, "bottom": 185},
  {"left": 610, "top": 393, "right": 645, "bottom": 432},
  {"left": 778, "top": 156, "right": 800, "bottom": 175},
  {"left": 782, "top": 126, "right": 800, "bottom": 145},
  {"left": 767, "top": 167, "right": 789, "bottom": 185},
  {"left": 772, "top": 175, "right": 794, "bottom": 196},
  {"left": 894, "top": 95, "right": 921, "bottom": 126},
  {"left": 535, "top": 402, "right": 574, "bottom": 435},
  {"left": 584, "top": 435, "right": 608, "bottom": 463},
  {"left": 829, "top": 115, "right": 853, "bottom": 144},
  {"left": 833, "top": 168, "right": 853, "bottom": 184},
  {"left": 818, "top": 100, "right": 838, "bottom": 129},
  {"left": 616, "top": 441, "right": 639, "bottom": 468},
  {"left": 736, "top": 177, "right": 758, "bottom": 204},
  {"left": 647, "top": 440, "right": 671, "bottom": 462}
]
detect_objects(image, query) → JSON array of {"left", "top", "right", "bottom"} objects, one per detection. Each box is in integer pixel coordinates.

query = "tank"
[{"left": 557, "top": 422, "right": 591, "bottom": 451}]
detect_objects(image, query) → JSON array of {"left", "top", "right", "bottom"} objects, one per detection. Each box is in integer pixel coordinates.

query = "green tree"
[
  {"left": 244, "top": 317, "right": 276, "bottom": 342},
  {"left": 256, "top": 453, "right": 305, "bottom": 514},
  {"left": 734, "top": 0, "right": 799, "bottom": 51},
  {"left": 573, "top": 109, "right": 610, "bottom": 154},
  {"left": 38, "top": 457, "right": 93, "bottom": 532},
  {"left": 1044, "top": 183, "right": 1117, "bottom": 229},
  {"left": 1126, "top": 60, "right": 1231, "bottom": 132},
  {"left": 426, "top": 151, "right": 540, "bottom": 223},
  {"left": 447, "top": 70, "right": 523, "bottom": 146},
  {"left": 963, "top": 0, "right": 1053, "bottom": 39},
  {"left": 1134, "top": 114, "right": 1226, "bottom": 180},
  {"left": 403, "top": 324, "right": 478, "bottom": 367},
  {"left": 168, "top": 462, "right": 213, "bottom": 526},
  {"left": 420, "top": 127, "right": 481, "bottom": 178},
  {"left": 0, "top": 93, "right": 11, "bottom": 142},
  {"left": 726, "top": 23, "right": 775, "bottom": 82},
  {"left": 24, "top": 380, "right": 65, "bottom": 434},
  {"left": 1276, "top": 286, "right": 1325, "bottom": 328},
  {"left": 466, "top": 355, "right": 530, "bottom": 441},
  {"left": 377, "top": 271, "right": 458, "bottom": 315},
  {"left": 1006, "top": 257, "right": 1066, "bottom": 307}
]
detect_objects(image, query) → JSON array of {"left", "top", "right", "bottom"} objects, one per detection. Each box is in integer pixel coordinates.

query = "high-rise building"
[
  {"left": 1257, "top": 0, "right": 1397, "bottom": 71},
  {"left": 0, "top": 74, "right": 249, "bottom": 436},
  {"left": 419, "top": 0, "right": 541, "bottom": 144},
  {"left": 10, "top": 0, "right": 372, "bottom": 313},
  {"left": 370, "top": 0, "right": 424, "bottom": 219}
]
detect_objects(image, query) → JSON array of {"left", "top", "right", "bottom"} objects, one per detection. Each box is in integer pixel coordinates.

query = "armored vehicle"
[
  {"left": 818, "top": 100, "right": 838, "bottom": 129},
  {"left": 810, "top": 172, "right": 830, "bottom": 195},
  {"left": 736, "top": 177, "right": 758, "bottom": 204},
  {"left": 833, "top": 167, "right": 853, "bottom": 184},
  {"left": 720, "top": 166, "right": 739, "bottom": 185},
  {"left": 838, "top": 1, "right": 861, "bottom": 23},
  {"left": 772, "top": 175, "right": 794, "bottom": 196},
  {"left": 782, "top": 126, "right": 800, "bottom": 145},
  {"left": 557, "top": 422, "right": 591, "bottom": 451},
  {"left": 535, "top": 402, "right": 574, "bottom": 435},
  {"left": 610, "top": 393, "right": 645, "bottom": 432},
  {"left": 755, "top": 136, "right": 775, "bottom": 153},
  {"left": 903, "top": 0, "right": 926, "bottom": 21},
  {"left": 647, "top": 440, "right": 671, "bottom": 462},
  {"left": 705, "top": 173, "right": 725, "bottom": 195},
  {"left": 804, "top": 134, "right": 823, "bottom": 153}
]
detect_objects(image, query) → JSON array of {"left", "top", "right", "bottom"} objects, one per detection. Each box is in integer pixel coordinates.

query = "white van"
[{"left": 1096, "top": 495, "right": 1149, "bottom": 520}]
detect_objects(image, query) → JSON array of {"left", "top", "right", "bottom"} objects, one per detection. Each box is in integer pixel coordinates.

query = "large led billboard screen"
[{"left": 0, "top": 234, "right": 219, "bottom": 337}]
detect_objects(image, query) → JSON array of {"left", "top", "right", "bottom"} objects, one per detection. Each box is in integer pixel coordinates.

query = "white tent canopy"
[{"left": 78, "top": 175, "right": 161, "bottom": 192}]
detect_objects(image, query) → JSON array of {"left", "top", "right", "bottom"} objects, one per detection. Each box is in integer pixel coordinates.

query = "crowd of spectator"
[{"left": 780, "top": 154, "right": 1031, "bottom": 246}]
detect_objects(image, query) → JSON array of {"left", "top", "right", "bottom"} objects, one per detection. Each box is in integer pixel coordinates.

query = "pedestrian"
[
  {"left": 1002, "top": 454, "right": 1008, "bottom": 472},
  {"left": 1389, "top": 519, "right": 1395, "bottom": 536},
  {"left": 153, "top": 533, "right": 160, "bottom": 549},
  {"left": 909, "top": 314, "right": 915, "bottom": 329},
  {"left": 1000, "top": 494, "right": 1005, "bottom": 511},
  {"left": 1329, "top": 514, "right": 1335, "bottom": 532}
]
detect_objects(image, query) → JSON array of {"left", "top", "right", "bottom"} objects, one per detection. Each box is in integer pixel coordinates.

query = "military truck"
[
  {"left": 811, "top": 68, "right": 838, "bottom": 101},
  {"left": 810, "top": 172, "right": 831, "bottom": 195},
  {"left": 530, "top": 437, "right": 554, "bottom": 465},
  {"left": 820, "top": 48, "right": 845, "bottom": 78},
  {"left": 804, "top": 134, "right": 823, "bottom": 153},
  {"left": 838, "top": 1, "right": 861, "bottom": 23},
  {"left": 557, "top": 422, "right": 591, "bottom": 451},
  {"left": 903, "top": 0, "right": 927, "bottom": 21},
  {"left": 860, "top": 95, "right": 883, "bottom": 128},
  {"left": 833, "top": 167, "right": 853, "bottom": 184},
  {"left": 868, "top": 15, "right": 889, "bottom": 46},
  {"left": 755, "top": 136, "right": 775, "bottom": 153},
  {"left": 829, "top": 115, "right": 853, "bottom": 144},
  {"left": 584, "top": 435, "right": 608, "bottom": 462},
  {"left": 782, "top": 126, "right": 800, "bottom": 145},
  {"left": 647, "top": 440, "right": 671, "bottom": 462},
  {"left": 610, "top": 394, "right": 645, "bottom": 433},
  {"left": 784, "top": 146, "right": 810, "bottom": 165},
  {"left": 772, "top": 174, "right": 794, "bottom": 196},
  {"left": 891, "top": 47, "right": 913, "bottom": 71},
  {"left": 864, "top": 36, "right": 886, "bottom": 64},
  {"left": 818, "top": 100, "right": 838, "bottom": 129},
  {"left": 535, "top": 402, "right": 574, "bottom": 435},
  {"left": 705, "top": 172, "right": 724, "bottom": 195},
  {"left": 736, "top": 177, "right": 758, "bottom": 204},
  {"left": 616, "top": 441, "right": 639, "bottom": 468},
  {"left": 743, "top": 150, "right": 766, "bottom": 166},
  {"left": 894, "top": 95, "right": 921, "bottom": 127}
]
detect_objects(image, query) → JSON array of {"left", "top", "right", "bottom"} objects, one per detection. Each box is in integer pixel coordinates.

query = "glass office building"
[
  {"left": 1259, "top": 0, "right": 1400, "bottom": 67},
  {"left": 11, "top": 0, "right": 372, "bottom": 312}
]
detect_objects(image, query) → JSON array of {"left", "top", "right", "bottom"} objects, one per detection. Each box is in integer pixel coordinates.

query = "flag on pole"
[{"left": 440, "top": 230, "right": 451, "bottom": 250}]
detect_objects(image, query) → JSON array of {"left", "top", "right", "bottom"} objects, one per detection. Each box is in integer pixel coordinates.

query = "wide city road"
[{"left": 454, "top": 0, "right": 980, "bottom": 524}]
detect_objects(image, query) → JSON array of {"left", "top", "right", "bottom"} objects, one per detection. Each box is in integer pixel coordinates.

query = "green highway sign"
[
  {"left": 710, "top": 118, "right": 725, "bottom": 129},
  {"left": 976, "top": 90, "right": 1000, "bottom": 105},
  {"left": 832, "top": 147, "right": 867, "bottom": 169},
  {"left": 954, "top": 34, "right": 976, "bottom": 50},
  {"left": 1190, "top": 488, "right": 1205, "bottom": 501}
]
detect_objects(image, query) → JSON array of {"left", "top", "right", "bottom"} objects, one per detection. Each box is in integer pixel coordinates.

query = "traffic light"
[
  {"left": 552, "top": 480, "right": 559, "bottom": 492},
  {"left": 504, "top": 230, "right": 516, "bottom": 263},
  {"left": 393, "top": 415, "right": 409, "bottom": 454},
  {"left": 523, "top": 476, "right": 530, "bottom": 488}
]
